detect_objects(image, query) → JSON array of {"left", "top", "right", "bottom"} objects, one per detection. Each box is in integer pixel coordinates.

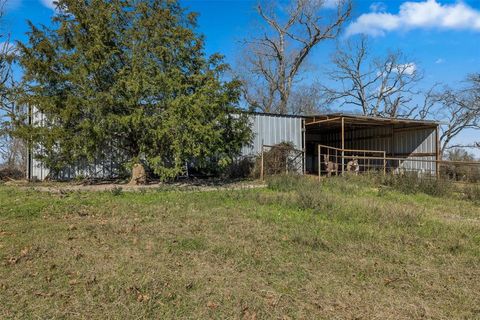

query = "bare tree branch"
[
  {"left": 320, "top": 37, "right": 422, "bottom": 118},
  {"left": 237, "top": 0, "right": 352, "bottom": 114},
  {"left": 416, "top": 75, "right": 480, "bottom": 155},
  {"left": 0, "top": 0, "right": 27, "bottom": 171}
]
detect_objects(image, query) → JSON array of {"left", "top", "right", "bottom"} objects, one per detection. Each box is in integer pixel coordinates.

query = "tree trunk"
[{"left": 129, "top": 163, "right": 147, "bottom": 185}]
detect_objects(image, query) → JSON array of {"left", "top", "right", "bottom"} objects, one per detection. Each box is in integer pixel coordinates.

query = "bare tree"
[
  {"left": 288, "top": 83, "right": 329, "bottom": 115},
  {"left": 0, "top": 0, "right": 26, "bottom": 171},
  {"left": 430, "top": 74, "right": 480, "bottom": 155},
  {"left": 238, "top": 0, "right": 352, "bottom": 114},
  {"left": 321, "top": 37, "right": 422, "bottom": 117}
]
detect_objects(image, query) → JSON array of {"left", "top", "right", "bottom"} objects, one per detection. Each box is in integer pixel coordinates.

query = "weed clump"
[
  {"left": 296, "top": 186, "right": 337, "bottom": 213},
  {"left": 265, "top": 174, "right": 337, "bottom": 213},
  {"left": 462, "top": 184, "right": 480, "bottom": 203},
  {"left": 266, "top": 174, "right": 304, "bottom": 192},
  {"left": 111, "top": 186, "right": 123, "bottom": 196},
  {"left": 381, "top": 173, "right": 452, "bottom": 197}
]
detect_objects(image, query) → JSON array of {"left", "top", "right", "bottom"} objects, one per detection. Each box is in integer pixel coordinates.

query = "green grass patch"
[{"left": 0, "top": 177, "right": 479, "bottom": 319}]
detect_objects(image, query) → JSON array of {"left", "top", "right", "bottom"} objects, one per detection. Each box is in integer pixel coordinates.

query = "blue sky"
[
  {"left": 4, "top": 0, "right": 479, "bottom": 90},
  {"left": 3, "top": 0, "right": 480, "bottom": 153}
]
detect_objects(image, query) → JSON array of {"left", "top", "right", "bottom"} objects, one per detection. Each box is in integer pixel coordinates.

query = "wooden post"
[
  {"left": 341, "top": 117, "right": 345, "bottom": 175},
  {"left": 260, "top": 144, "right": 264, "bottom": 181}
]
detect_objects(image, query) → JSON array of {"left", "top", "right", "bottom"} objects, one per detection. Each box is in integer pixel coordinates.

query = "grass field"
[{"left": 1, "top": 176, "right": 479, "bottom": 319}]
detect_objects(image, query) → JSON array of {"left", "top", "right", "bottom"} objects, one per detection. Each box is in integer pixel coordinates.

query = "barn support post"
[
  {"left": 318, "top": 145, "right": 321, "bottom": 181},
  {"left": 391, "top": 124, "right": 395, "bottom": 174},
  {"left": 341, "top": 117, "right": 345, "bottom": 175},
  {"left": 260, "top": 142, "right": 264, "bottom": 181},
  {"left": 302, "top": 119, "right": 306, "bottom": 175}
]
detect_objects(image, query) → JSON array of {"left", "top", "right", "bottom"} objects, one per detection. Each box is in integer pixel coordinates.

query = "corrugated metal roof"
[
  {"left": 245, "top": 111, "right": 440, "bottom": 126},
  {"left": 310, "top": 112, "right": 440, "bottom": 125}
]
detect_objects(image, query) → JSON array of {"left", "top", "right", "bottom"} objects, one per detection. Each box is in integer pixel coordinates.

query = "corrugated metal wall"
[
  {"left": 29, "top": 107, "right": 49, "bottom": 180},
  {"left": 241, "top": 114, "right": 304, "bottom": 156},
  {"left": 29, "top": 110, "right": 436, "bottom": 179},
  {"left": 29, "top": 107, "right": 130, "bottom": 181},
  {"left": 30, "top": 112, "right": 305, "bottom": 180}
]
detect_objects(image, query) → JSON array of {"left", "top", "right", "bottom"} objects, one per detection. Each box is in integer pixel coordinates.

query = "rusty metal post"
[
  {"left": 383, "top": 151, "right": 387, "bottom": 176},
  {"left": 318, "top": 145, "right": 321, "bottom": 181}
]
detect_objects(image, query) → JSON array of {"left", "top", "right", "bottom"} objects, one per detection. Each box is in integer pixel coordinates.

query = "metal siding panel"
[{"left": 239, "top": 114, "right": 303, "bottom": 157}]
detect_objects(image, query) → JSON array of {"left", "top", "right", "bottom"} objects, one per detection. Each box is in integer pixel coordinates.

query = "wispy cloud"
[
  {"left": 397, "top": 62, "right": 416, "bottom": 75},
  {"left": 311, "top": 0, "right": 342, "bottom": 9},
  {"left": 369, "top": 2, "right": 387, "bottom": 13},
  {"left": 323, "top": 0, "right": 340, "bottom": 9},
  {"left": 435, "top": 58, "right": 445, "bottom": 64},
  {"left": 40, "top": 0, "right": 56, "bottom": 10},
  {"left": 346, "top": 0, "right": 480, "bottom": 37}
]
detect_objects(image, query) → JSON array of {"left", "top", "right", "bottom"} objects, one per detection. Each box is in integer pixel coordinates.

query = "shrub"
[
  {"left": 252, "top": 142, "right": 301, "bottom": 178},
  {"left": 441, "top": 148, "right": 480, "bottom": 183},
  {"left": 417, "top": 177, "right": 452, "bottom": 197},
  {"left": 224, "top": 157, "right": 255, "bottom": 179},
  {"left": 0, "top": 166, "right": 25, "bottom": 181}
]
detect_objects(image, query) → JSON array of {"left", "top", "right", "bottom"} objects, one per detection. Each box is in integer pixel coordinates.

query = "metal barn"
[
  {"left": 27, "top": 112, "right": 440, "bottom": 180},
  {"left": 304, "top": 114, "right": 440, "bottom": 175}
]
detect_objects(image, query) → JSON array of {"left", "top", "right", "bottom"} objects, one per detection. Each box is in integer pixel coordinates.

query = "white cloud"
[
  {"left": 346, "top": 0, "right": 480, "bottom": 37},
  {"left": 435, "top": 58, "right": 445, "bottom": 64},
  {"left": 40, "top": 0, "right": 56, "bottom": 10},
  {"left": 396, "top": 62, "right": 416, "bottom": 75},
  {"left": 322, "top": 0, "right": 341, "bottom": 9},
  {"left": 369, "top": 2, "right": 387, "bottom": 13}
]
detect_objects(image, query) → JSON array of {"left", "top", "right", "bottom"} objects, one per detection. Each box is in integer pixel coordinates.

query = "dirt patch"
[{"left": 11, "top": 180, "right": 265, "bottom": 193}]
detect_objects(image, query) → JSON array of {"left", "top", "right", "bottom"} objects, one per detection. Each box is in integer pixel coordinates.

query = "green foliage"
[
  {"left": 441, "top": 148, "right": 480, "bottom": 182},
  {"left": 16, "top": 0, "right": 251, "bottom": 180}
]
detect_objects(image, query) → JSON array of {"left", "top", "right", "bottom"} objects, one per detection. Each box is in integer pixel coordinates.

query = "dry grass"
[{"left": 0, "top": 177, "right": 479, "bottom": 319}]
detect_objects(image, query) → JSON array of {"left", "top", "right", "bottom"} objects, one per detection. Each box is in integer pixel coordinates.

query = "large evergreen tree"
[{"left": 17, "top": 0, "right": 251, "bottom": 180}]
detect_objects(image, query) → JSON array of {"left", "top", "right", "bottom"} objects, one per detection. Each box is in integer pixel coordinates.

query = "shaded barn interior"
[{"left": 304, "top": 114, "right": 440, "bottom": 175}]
